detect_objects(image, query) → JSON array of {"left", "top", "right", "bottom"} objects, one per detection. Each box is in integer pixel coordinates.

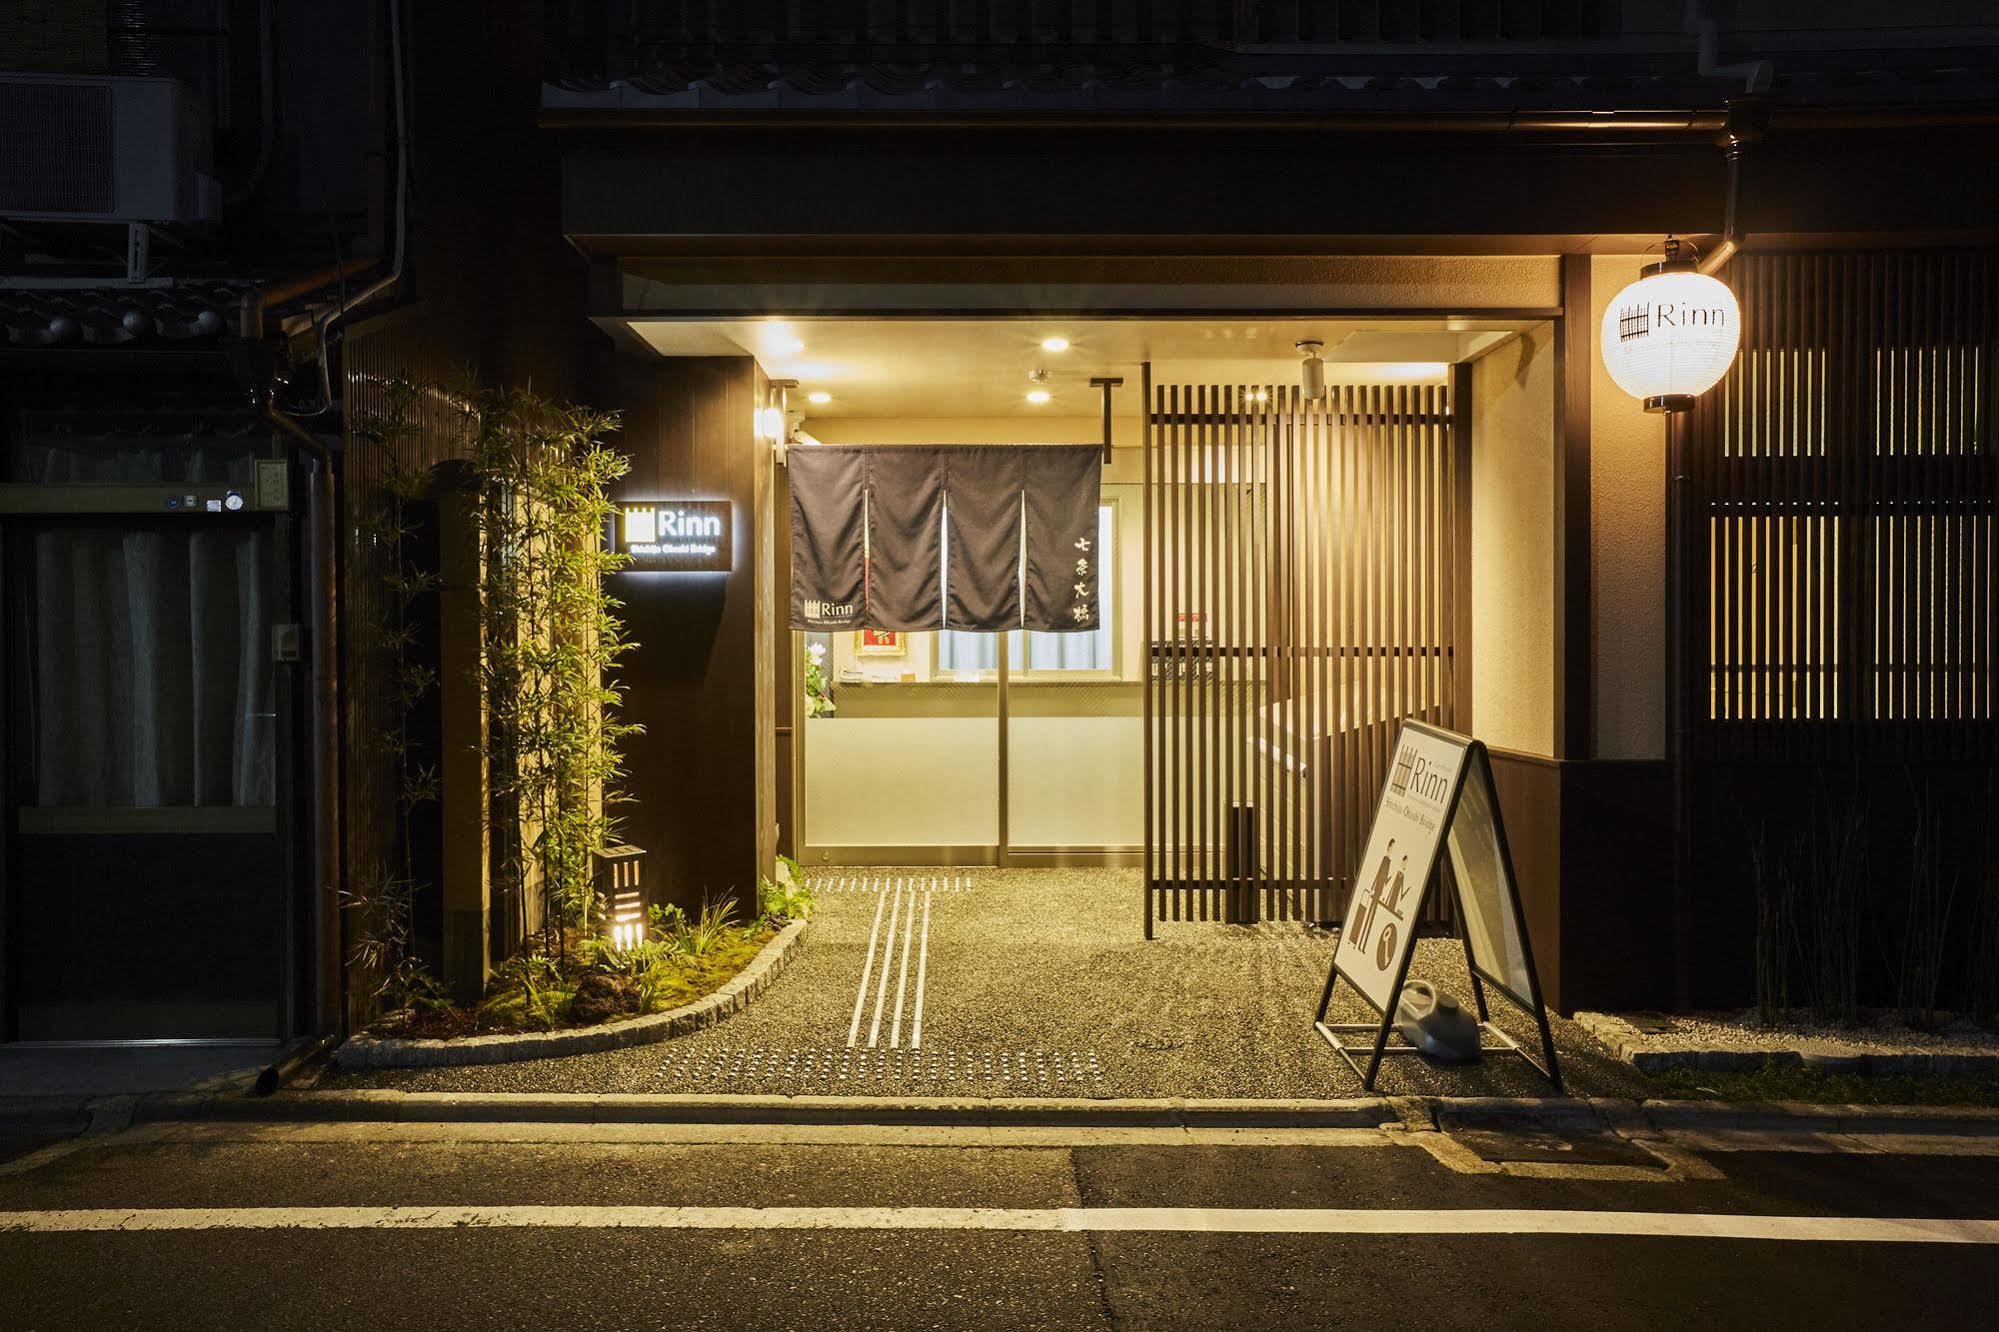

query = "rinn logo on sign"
[{"left": 610, "top": 500, "right": 732, "bottom": 573}]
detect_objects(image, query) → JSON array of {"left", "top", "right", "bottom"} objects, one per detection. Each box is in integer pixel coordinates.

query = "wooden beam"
[{"left": 1555, "top": 254, "right": 1594, "bottom": 760}]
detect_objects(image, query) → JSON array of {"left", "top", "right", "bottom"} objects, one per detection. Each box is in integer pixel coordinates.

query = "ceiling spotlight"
[
  {"left": 807, "top": 391, "right": 831, "bottom": 405},
  {"left": 1296, "top": 339, "right": 1327, "bottom": 402},
  {"left": 1041, "top": 336, "right": 1070, "bottom": 352}
]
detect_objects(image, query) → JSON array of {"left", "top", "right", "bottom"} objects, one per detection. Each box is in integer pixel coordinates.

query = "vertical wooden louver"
[
  {"left": 1144, "top": 377, "right": 1464, "bottom": 934},
  {"left": 1685, "top": 250, "right": 1998, "bottom": 765}
]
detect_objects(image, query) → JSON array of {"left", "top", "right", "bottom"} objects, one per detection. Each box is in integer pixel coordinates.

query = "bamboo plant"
[{"left": 467, "top": 388, "right": 636, "bottom": 960}]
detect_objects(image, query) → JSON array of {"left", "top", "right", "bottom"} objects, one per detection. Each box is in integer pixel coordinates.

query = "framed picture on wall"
[{"left": 855, "top": 629, "right": 905, "bottom": 657}]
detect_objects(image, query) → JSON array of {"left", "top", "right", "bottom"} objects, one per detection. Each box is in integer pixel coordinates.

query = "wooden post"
[{"left": 438, "top": 474, "right": 491, "bottom": 1004}]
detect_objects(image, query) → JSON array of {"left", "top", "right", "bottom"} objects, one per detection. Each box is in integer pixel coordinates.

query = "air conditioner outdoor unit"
[{"left": 0, "top": 74, "right": 220, "bottom": 224}]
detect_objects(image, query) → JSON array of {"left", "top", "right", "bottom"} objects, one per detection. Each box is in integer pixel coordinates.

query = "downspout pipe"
[
  {"left": 263, "top": 395, "right": 347, "bottom": 1043},
  {"left": 310, "top": 0, "right": 409, "bottom": 413},
  {"left": 227, "top": 0, "right": 276, "bottom": 205},
  {"left": 1698, "top": 97, "right": 1771, "bottom": 277},
  {"left": 1686, "top": 0, "right": 1773, "bottom": 96}
]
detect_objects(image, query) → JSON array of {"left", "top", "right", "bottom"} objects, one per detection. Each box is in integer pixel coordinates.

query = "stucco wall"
[
  {"left": 624, "top": 255, "right": 1561, "bottom": 316},
  {"left": 1470, "top": 322, "right": 1558, "bottom": 757},
  {"left": 1589, "top": 255, "right": 1669, "bottom": 760}
]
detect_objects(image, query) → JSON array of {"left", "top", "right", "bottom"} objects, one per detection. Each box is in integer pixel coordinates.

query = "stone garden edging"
[
  {"left": 1575, "top": 1010, "right": 1999, "bottom": 1077},
  {"left": 333, "top": 919, "right": 807, "bottom": 1070}
]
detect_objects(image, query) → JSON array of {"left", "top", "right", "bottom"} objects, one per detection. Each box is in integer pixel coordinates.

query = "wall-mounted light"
[
  {"left": 1040, "top": 336, "right": 1070, "bottom": 352},
  {"left": 755, "top": 405, "right": 786, "bottom": 441},
  {"left": 1601, "top": 238, "right": 1741, "bottom": 413},
  {"left": 1296, "top": 340, "right": 1326, "bottom": 401}
]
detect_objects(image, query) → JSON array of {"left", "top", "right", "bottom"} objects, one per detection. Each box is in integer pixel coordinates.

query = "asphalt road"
[{"left": 4, "top": 1118, "right": 1998, "bottom": 1330}]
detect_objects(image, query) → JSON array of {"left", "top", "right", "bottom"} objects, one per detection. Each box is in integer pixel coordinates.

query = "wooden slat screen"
[
  {"left": 1144, "top": 377, "right": 1462, "bottom": 934},
  {"left": 1685, "top": 249, "right": 1998, "bottom": 765}
]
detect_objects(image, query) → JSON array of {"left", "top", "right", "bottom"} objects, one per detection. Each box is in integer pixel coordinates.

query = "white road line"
[
  {"left": 911, "top": 887, "right": 934, "bottom": 1050},
  {"left": 846, "top": 879, "right": 890, "bottom": 1048},
  {"left": 5, "top": 1207, "right": 1998, "bottom": 1243},
  {"left": 867, "top": 878, "right": 905, "bottom": 1048},
  {"left": 888, "top": 878, "right": 918, "bottom": 1048}
]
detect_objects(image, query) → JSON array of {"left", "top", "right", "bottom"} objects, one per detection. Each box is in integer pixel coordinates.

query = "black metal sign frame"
[{"left": 1312, "top": 721, "right": 1563, "bottom": 1093}]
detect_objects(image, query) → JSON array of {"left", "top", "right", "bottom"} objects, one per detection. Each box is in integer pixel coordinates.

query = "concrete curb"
[
  {"left": 1573, "top": 1011, "right": 1999, "bottom": 1076},
  {"left": 333, "top": 919, "right": 808, "bottom": 1069},
  {"left": 8, "top": 1089, "right": 1999, "bottom": 1136}
]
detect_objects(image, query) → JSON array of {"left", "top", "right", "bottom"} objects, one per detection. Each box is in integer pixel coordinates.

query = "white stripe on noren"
[
  {"left": 3, "top": 1207, "right": 1997, "bottom": 1243},
  {"left": 911, "top": 887, "right": 933, "bottom": 1050},
  {"left": 867, "top": 878, "right": 905, "bottom": 1048},
  {"left": 847, "top": 880, "right": 890, "bottom": 1049}
]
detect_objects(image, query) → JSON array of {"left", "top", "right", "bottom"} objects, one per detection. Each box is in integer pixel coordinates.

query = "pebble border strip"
[
  {"left": 334, "top": 919, "right": 808, "bottom": 1070},
  {"left": 1575, "top": 1011, "right": 1999, "bottom": 1076}
]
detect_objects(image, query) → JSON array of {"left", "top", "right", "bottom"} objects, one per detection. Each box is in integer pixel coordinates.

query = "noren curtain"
[{"left": 788, "top": 444, "right": 1102, "bottom": 633}]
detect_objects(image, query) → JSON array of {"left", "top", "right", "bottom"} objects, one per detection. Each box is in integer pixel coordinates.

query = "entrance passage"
[{"left": 1145, "top": 381, "right": 1466, "bottom": 932}]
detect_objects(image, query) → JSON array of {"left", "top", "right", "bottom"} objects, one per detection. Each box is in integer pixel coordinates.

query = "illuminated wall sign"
[{"left": 610, "top": 500, "right": 732, "bottom": 572}]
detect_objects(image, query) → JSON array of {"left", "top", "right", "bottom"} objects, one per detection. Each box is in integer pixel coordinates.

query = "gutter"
[{"left": 535, "top": 104, "right": 1999, "bottom": 134}]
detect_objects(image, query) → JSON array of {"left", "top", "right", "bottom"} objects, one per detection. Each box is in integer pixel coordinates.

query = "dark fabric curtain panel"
[
  {"left": 863, "top": 447, "right": 946, "bottom": 630},
  {"left": 787, "top": 443, "right": 1102, "bottom": 632},
  {"left": 1022, "top": 444, "right": 1104, "bottom": 632},
  {"left": 943, "top": 446, "right": 1023, "bottom": 629},
  {"left": 787, "top": 446, "right": 868, "bottom": 630}
]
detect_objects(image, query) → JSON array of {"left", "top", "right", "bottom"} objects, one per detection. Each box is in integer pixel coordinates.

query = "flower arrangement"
[{"left": 804, "top": 640, "right": 836, "bottom": 717}]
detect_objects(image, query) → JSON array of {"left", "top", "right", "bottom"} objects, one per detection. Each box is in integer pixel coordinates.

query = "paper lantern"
[{"left": 1600, "top": 251, "right": 1741, "bottom": 413}]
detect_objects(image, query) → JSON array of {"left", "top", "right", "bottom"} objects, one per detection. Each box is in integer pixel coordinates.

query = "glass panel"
[
  {"left": 23, "top": 524, "right": 277, "bottom": 808},
  {"left": 1007, "top": 495, "right": 1141, "bottom": 848},
  {"left": 803, "top": 628, "right": 1000, "bottom": 849}
]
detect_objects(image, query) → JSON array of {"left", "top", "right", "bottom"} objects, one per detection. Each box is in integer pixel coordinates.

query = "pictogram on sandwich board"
[{"left": 1314, "top": 720, "right": 1563, "bottom": 1092}]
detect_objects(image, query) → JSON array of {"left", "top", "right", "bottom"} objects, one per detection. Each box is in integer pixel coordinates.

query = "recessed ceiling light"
[
  {"left": 761, "top": 323, "right": 804, "bottom": 357},
  {"left": 1040, "top": 336, "right": 1070, "bottom": 352},
  {"left": 807, "top": 391, "right": 831, "bottom": 405},
  {"left": 1026, "top": 389, "right": 1051, "bottom": 405}
]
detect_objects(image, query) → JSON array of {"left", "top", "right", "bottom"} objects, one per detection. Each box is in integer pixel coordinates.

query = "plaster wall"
[
  {"left": 1589, "top": 255, "right": 1669, "bottom": 760},
  {"left": 623, "top": 255, "right": 1562, "bottom": 317},
  {"left": 1470, "top": 322, "right": 1558, "bottom": 756}
]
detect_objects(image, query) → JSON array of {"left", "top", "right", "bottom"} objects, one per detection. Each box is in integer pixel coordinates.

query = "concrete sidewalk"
[{"left": 320, "top": 867, "right": 1650, "bottom": 1101}]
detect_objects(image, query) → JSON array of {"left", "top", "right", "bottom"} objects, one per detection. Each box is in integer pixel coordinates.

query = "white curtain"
[{"left": 30, "top": 525, "right": 275, "bottom": 807}]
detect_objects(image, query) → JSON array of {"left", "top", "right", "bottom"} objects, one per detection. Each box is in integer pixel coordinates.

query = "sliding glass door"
[{"left": 799, "top": 498, "right": 1141, "bottom": 865}]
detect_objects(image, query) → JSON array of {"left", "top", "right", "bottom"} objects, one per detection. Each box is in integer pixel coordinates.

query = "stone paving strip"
[
  {"left": 8, "top": 1089, "right": 1999, "bottom": 1139},
  {"left": 5, "top": 1204, "right": 1999, "bottom": 1244},
  {"left": 1576, "top": 1010, "right": 1999, "bottom": 1075}
]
